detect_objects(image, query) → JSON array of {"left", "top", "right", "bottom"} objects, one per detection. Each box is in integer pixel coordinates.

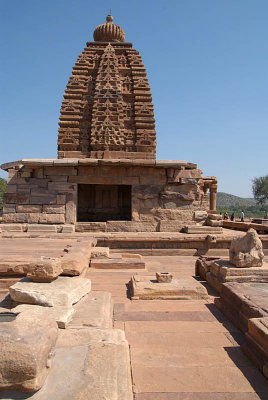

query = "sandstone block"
[
  {"left": 179, "top": 178, "right": 198, "bottom": 184},
  {"left": 247, "top": 317, "right": 268, "bottom": 358},
  {"left": 156, "top": 272, "right": 173, "bottom": 283},
  {"left": 27, "top": 224, "right": 57, "bottom": 232},
  {"left": 61, "top": 250, "right": 91, "bottom": 276},
  {"left": 3, "top": 213, "right": 28, "bottom": 223},
  {"left": 75, "top": 222, "right": 107, "bottom": 232},
  {"left": 56, "top": 194, "right": 66, "bottom": 204},
  {"left": 27, "top": 257, "right": 63, "bottom": 282},
  {"left": 31, "top": 329, "right": 132, "bottom": 400},
  {"left": 208, "top": 219, "right": 223, "bottom": 227},
  {"left": 30, "top": 196, "right": 57, "bottom": 205},
  {"left": 185, "top": 226, "right": 223, "bottom": 234},
  {"left": 69, "top": 291, "right": 113, "bottom": 329},
  {"left": 44, "top": 166, "right": 77, "bottom": 176},
  {"left": 91, "top": 257, "right": 145, "bottom": 269},
  {"left": 6, "top": 185, "right": 17, "bottom": 193},
  {"left": 3, "top": 193, "right": 29, "bottom": 204},
  {"left": 42, "top": 205, "right": 65, "bottom": 214},
  {"left": 91, "top": 247, "right": 110, "bottom": 259},
  {"left": 159, "top": 220, "right": 185, "bottom": 232},
  {"left": 3, "top": 204, "right": 16, "bottom": 213},
  {"left": 0, "top": 223, "right": 24, "bottom": 232},
  {"left": 17, "top": 204, "right": 42, "bottom": 213},
  {"left": 9, "top": 277, "right": 91, "bottom": 307},
  {"left": 39, "top": 213, "right": 65, "bottom": 224},
  {"left": 130, "top": 275, "right": 208, "bottom": 300},
  {"left": 208, "top": 213, "right": 222, "bottom": 221},
  {"left": 107, "top": 220, "right": 158, "bottom": 232},
  {"left": 229, "top": 229, "right": 264, "bottom": 267},
  {"left": 61, "top": 224, "right": 75, "bottom": 233},
  {"left": 194, "top": 210, "right": 208, "bottom": 221},
  {"left": 0, "top": 311, "right": 58, "bottom": 392},
  {"left": 122, "top": 253, "right": 143, "bottom": 260},
  {"left": 65, "top": 192, "right": 76, "bottom": 224},
  {"left": 12, "top": 304, "right": 74, "bottom": 329}
]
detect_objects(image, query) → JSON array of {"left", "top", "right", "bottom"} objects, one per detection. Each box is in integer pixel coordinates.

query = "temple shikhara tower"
[
  {"left": 58, "top": 14, "right": 156, "bottom": 160},
  {"left": 1, "top": 15, "right": 218, "bottom": 231}
]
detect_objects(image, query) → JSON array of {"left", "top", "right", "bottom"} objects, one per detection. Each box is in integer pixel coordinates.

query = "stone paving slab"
[
  {"left": 130, "top": 346, "right": 252, "bottom": 368},
  {"left": 134, "top": 393, "right": 265, "bottom": 399},
  {"left": 86, "top": 255, "right": 268, "bottom": 398},
  {"left": 131, "top": 365, "right": 268, "bottom": 393},
  {"left": 127, "top": 331, "right": 234, "bottom": 349},
  {"left": 114, "top": 310, "right": 222, "bottom": 322},
  {"left": 124, "top": 320, "right": 240, "bottom": 333}
]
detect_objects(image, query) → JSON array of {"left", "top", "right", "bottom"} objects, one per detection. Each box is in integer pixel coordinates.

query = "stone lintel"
[{"left": 1, "top": 158, "right": 198, "bottom": 171}]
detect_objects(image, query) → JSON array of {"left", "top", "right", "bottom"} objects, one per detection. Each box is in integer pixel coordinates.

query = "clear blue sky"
[{"left": 1, "top": 0, "right": 267, "bottom": 197}]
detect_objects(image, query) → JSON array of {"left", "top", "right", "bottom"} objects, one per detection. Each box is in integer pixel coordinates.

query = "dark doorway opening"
[{"left": 77, "top": 184, "right": 132, "bottom": 222}]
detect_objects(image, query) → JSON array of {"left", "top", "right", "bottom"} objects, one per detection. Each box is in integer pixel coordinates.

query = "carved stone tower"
[{"left": 57, "top": 14, "right": 156, "bottom": 159}]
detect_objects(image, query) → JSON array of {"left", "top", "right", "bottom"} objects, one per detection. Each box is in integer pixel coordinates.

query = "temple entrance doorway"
[{"left": 77, "top": 184, "right": 132, "bottom": 222}]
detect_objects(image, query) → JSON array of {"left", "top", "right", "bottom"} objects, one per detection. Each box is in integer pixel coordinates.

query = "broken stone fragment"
[
  {"left": 156, "top": 272, "right": 173, "bottom": 283},
  {"left": 27, "top": 256, "right": 63, "bottom": 282},
  {"left": 0, "top": 311, "right": 58, "bottom": 392},
  {"left": 90, "top": 246, "right": 110, "bottom": 259},
  {"left": 229, "top": 228, "right": 264, "bottom": 268}
]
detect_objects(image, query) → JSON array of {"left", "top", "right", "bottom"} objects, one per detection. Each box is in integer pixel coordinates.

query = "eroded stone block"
[
  {"left": 0, "top": 311, "right": 58, "bottom": 392},
  {"left": 230, "top": 229, "right": 264, "bottom": 268},
  {"left": 27, "top": 257, "right": 63, "bottom": 283}
]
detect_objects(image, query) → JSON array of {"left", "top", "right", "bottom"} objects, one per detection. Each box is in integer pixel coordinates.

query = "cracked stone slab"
[{"left": 9, "top": 276, "right": 91, "bottom": 307}]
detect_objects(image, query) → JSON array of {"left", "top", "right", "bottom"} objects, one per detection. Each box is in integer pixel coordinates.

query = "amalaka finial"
[
  {"left": 106, "top": 14, "right": 113, "bottom": 23},
  {"left": 93, "top": 13, "right": 125, "bottom": 42}
]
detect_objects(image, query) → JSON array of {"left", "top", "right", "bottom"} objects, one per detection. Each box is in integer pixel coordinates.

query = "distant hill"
[{"left": 217, "top": 192, "right": 257, "bottom": 207}]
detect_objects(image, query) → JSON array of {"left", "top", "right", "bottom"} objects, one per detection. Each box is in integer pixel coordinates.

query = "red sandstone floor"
[{"left": 87, "top": 256, "right": 268, "bottom": 399}]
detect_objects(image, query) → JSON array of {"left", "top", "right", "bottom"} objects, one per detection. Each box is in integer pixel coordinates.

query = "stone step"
[
  {"left": 185, "top": 226, "right": 223, "bottom": 234},
  {"left": 91, "top": 257, "right": 145, "bottom": 269}
]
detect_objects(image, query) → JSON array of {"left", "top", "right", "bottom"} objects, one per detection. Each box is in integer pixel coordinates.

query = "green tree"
[
  {"left": 0, "top": 178, "right": 7, "bottom": 217},
  {"left": 252, "top": 174, "right": 268, "bottom": 206}
]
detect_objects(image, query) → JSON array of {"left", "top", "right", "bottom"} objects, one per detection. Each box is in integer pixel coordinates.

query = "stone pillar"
[{"left": 209, "top": 184, "right": 217, "bottom": 211}]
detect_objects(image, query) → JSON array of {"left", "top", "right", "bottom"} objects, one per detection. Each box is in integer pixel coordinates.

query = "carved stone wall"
[
  {"left": 58, "top": 41, "right": 156, "bottom": 159},
  {"left": 2, "top": 161, "right": 209, "bottom": 231}
]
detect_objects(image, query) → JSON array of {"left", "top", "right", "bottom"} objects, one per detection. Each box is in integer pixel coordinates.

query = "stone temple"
[{"left": 1, "top": 15, "right": 218, "bottom": 232}]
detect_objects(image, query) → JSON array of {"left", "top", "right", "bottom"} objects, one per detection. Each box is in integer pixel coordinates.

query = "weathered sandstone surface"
[
  {"left": 0, "top": 311, "right": 58, "bottom": 392},
  {"left": 230, "top": 229, "right": 264, "bottom": 267}
]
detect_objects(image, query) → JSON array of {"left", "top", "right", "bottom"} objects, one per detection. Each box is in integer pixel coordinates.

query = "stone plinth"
[
  {"left": 196, "top": 257, "right": 268, "bottom": 293},
  {"left": 129, "top": 275, "right": 208, "bottom": 300},
  {"left": 214, "top": 281, "right": 268, "bottom": 378}
]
